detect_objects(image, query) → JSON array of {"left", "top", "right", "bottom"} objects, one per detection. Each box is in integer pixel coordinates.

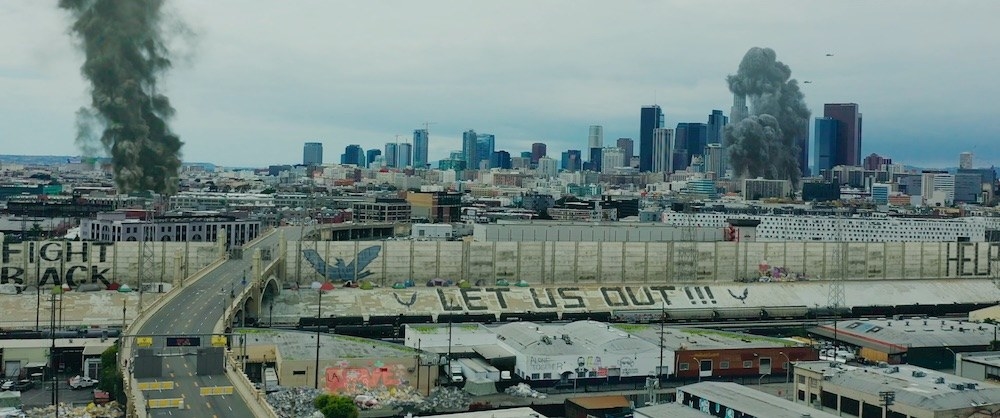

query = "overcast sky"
[{"left": 1, "top": 1, "right": 997, "bottom": 169}]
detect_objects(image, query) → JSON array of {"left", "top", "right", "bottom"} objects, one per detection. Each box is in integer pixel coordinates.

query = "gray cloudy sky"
[{"left": 1, "top": 1, "right": 997, "bottom": 169}]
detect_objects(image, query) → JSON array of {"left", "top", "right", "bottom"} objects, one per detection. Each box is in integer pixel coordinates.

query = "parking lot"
[{"left": 8, "top": 380, "right": 97, "bottom": 409}]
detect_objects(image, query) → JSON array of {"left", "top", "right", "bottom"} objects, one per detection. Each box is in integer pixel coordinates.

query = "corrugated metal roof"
[
  {"left": 810, "top": 318, "right": 997, "bottom": 351},
  {"left": 797, "top": 361, "right": 1000, "bottom": 412}
]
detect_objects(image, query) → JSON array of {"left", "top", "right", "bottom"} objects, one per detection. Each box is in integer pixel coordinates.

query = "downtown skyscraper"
[
  {"left": 303, "top": 142, "right": 323, "bottom": 166},
  {"left": 462, "top": 130, "right": 478, "bottom": 168},
  {"left": 639, "top": 105, "right": 664, "bottom": 172},
  {"left": 824, "top": 103, "right": 863, "bottom": 167},
  {"left": 412, "top": 129, "right": 429, "bottom": 169}
]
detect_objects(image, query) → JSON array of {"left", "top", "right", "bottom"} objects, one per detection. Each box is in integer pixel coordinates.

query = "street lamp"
[
  {"left": 314, "top": 288, "right": 324, "bottom": 389},
  {"left": 692, "top": 357, "right": 702, "bottom": 383},
  {"left": 944, "top": 347, "right": 957, "bottom": 370},
  {"left": 758, "top": 373, "right": 769, "bottom": 387},
  {"left": 779, "top": 351, "right": 791, "bottom": 400}
]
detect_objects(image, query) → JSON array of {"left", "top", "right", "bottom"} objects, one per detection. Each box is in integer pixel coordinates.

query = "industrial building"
[
  {"left": 794, "top": 361, "right": 1000, "bottom": 418},
  {"left": 402, "top": 321, "right": 814, "bottom": 387},
  {"left": 627, "top": 326, "right": 817, "bottom": 382},
  {"left": 955, "top": 352, "right": 1000, "bottom": 383},
  {"left": 80, "top": 210, "right": 262, "bottom": 247},
  {"left": 810, "top": 318, "right": 997, "bottom": 369},
  {"left": 635, "top": 382, "right": 841, "bottom": 418}
]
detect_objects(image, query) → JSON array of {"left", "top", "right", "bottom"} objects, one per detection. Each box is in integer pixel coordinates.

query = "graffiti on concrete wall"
[
  {"left": 302, "top": 245, "right": 381, "bottom": 282},
  {"left": 324, "top": 360, "right": 408, "bottom": 392}
]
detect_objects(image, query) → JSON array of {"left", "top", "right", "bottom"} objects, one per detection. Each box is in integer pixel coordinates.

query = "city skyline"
[{"left": 1, "top": 1, "right": 997, "bottom": 169}]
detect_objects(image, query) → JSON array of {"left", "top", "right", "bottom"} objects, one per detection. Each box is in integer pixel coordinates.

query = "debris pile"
[
  {"left": 504, "top": 383, "right": 545, "bottom": 398},
  {"left": 415, "top": 386, "right": 469, "bottom": 413},
  {"left": 266, "top": 387, "right": 325, "bottom": 418},
  {"left": 25, "top": 402, "right": 123, "bottom": 418}
]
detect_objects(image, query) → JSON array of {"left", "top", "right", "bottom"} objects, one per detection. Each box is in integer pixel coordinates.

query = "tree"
[
  {"left": 314, "top": 394, "right": 359, "bottom": 418},
  {"left": 98, "top": 344, "right": 126, "bottom": 402}
]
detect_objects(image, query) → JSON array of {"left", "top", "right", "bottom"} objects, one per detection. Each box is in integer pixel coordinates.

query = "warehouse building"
[
  {"left": 635, "top": 382, "right": 841, "bottom": 418},
  {"left": 955, "top": 351, "right": 1000, "bottom": 383},
  {"left": 810, "top": 318, "right": 997, "bottom": 369},
  {"left": 794, "top": 361, "right": 1000, "bottom": 418}
]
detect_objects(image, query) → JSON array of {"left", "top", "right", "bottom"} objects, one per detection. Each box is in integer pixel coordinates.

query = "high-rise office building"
[
  {"left": 561, "top": 150, "right": 582, "bottom": 172},
  {"left": 706, "top": 110, "right": 728, "bottom": 145},
  {"left": 730, "top": 95, "right": 749, "bottom": 124},
  {"left": 705, "top": 143, "right": 726, "bottom": 178},
  {"left": 303, "top": 142, "right": 323, "bottom": 165},
  {"left": 366, "top": 149, "right": 381, "bottom": 166},
  {"left": 537, "top": 157, "right": 558, "bottom": 178},
  {"left": 863, "top": 153, "right": 892, "bottom": 171},
  {"left": 531, "top": 143, "right": 547, "bottom": 165},
  {"left": 476, "top": 134, "right": 495, "bottom": 169},
  {"left": 960, "top": 152, "right": 974, "bottom": 169},
  {"left": 616, "top": 138, "right": 634, "bottom": 166},
  {"left": 588, "top": 148, "right": 603, "bottom": 172},
  {"left": 462, "top": 130, "right": 478, "bottom": 169},
  {"left": 384, "top": 143, "right": 398, "bottom": 168},
  {"left": 639, "top": 105, "right": 664, "bottom": 172},
  {"left": 813, "top": 117, "right": 839, "bottom": 174},
  {"left": 341, "top": 144, "right": 364, "bottom": 166},
  {"left": 824, "top": 103, "right": 862, "bottom": 167},
  {"left": 492, "top": 150, "right": 512, "bottom": 170},
  {"left": 588, "top": 125, "right": 603, "bottom": 149},
  {"left": 413, "top": 129, "right": 429, "bottom": 169},
  {"left": 397, "top": 143, "right": 413, "bottom": 168},
  {"left": 675, "top": 123, "right": 708, "bottom": 171},
  {"left": 601, "top": 147, "right": 625, "bottom": 174},
  {"left": 651, "top": 128, "right": 673, "bottom": 173},
  {"left": 796, "top": 127, "right": 810, "bottom": 177}
]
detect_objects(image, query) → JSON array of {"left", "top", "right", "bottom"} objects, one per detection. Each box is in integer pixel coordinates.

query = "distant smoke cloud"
[
  {"left": 60, "top": 0, "right": 186, "bottom": 194},
  {"left": 724, "top": 47, "right": 810, "bottom": 185}
]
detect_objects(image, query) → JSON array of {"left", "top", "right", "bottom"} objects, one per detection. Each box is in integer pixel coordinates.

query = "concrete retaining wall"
[{"left": 286, "top": 241, "right": 1000, "bottom": 285}]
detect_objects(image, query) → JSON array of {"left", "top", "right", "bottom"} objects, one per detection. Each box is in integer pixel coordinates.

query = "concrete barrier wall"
[
  {"left": 286, "top": 241, "right": 1000, "bottom": 285},
  {"left": 0, "top": 241, "right": 219, "bottom": 288}
]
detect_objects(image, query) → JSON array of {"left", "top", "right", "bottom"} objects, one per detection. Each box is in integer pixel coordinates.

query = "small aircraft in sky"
[
  {"left": 825, "top": 53, "right": 834, "bottom": 57},
  {"left": 803, "top": 80, "right": 813, "bottom": 84}
]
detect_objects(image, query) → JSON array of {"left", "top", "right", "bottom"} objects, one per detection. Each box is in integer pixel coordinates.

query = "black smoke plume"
[
  {"left": 724, "top": 47, "right": 810, "bottom": 185},
  {"left": 60, "top": 0, "right": 183, "bottom": 195}
]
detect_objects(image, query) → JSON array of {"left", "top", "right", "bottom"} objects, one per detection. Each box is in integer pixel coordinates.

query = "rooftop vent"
[
  {"left": 935, "top": 377, "right": 945, "bottom": 384},
  {"left": 912, "top": 370, "right": 927, "bottom": 377},
  {"left": 949, "top": 383, "right": 966, "bottom": 391}
]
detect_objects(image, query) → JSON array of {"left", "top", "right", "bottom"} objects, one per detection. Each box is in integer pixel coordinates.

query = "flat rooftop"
[
  {"left": 959, "top": 351, "right": 1000, "bottom": 367},
  {"left": 796, "top": 361, "right": 1000, "bottom": 411},
  {"left": 651, "top": 382, "right": 841, "bottom": 418},
  {"left": 810, "top": 318, "right": 998, "bottom": 353},
  {"left": 624, "top": 325, "right": 798, "bottom": 350},
  {"left": 237, "top": 328, "right": 414, "bottom": 361}
]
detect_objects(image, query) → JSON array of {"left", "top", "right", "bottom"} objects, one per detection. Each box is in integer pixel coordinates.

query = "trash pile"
[
  {"left": 352, "top": 385, "right": 423, "bottom": 410},
  {"left": 504, "top": 383, "right": 545, "bottom": 398},
  {"left": 25, "top": 402, "right": 123, "bottom": 418},
  {"left": 266, "top": 387, "right": 325, "bottom": 418},
  {"left": 415, "top": 386, "right": 469, "bottom": 413}
]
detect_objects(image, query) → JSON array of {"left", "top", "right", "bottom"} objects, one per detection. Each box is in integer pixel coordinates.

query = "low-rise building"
[
  {"left": 636, "top": 382, "right": 841, "bottom": 418},
  {"left": 352, "top": 198, "right": 411, "bottom": 223},
  {"left": 80, "top": 211, "right": 262, "bottom": 247},
  {"left": 794, "top": 361, "right": 1000, "bottom": 418},
  {"left": 955, "top": 351, "right": 1000, "bottom": 383},
  {"left": 810, "top": 318, "right": 997, "bottom": 369}
]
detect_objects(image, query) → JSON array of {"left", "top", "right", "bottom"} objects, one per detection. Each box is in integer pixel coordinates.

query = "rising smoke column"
[
  {"left": 724, "top": 47, "right": 810, "bottom": 185},
  {"left": 60, "top": 0, "right": 183, "bottom": 195}
]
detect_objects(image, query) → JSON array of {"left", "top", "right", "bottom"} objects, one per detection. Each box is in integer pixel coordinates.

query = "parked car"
[
  {"left": 68, "top": 376, "right": 98, "bottom": 390},
  {"left": 11, "top": 380, "right": 33, "bottom": 391},
  {"left": 0, "top": 380, "right": 13, "bottom": 391}
]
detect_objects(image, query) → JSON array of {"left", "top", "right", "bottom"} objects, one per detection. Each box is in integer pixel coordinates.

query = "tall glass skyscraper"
[
  {"left": 675, "top": 123, "right": 708, "bottom": 171},
  {"left": 639, "top": 105, "right": 664, "bottom": 172},
  {"left": 341, "top": 144, "right": 364, "bottom": 166},
  {"left": 561, "top": 149, "right": 582, "bottom": 172},
  {"left": 616, "top": 138, "right": 634, "bottom": 166},
  {"left": 814, "top": 117, "right": 839, "bottom": 174},
  {"left": 412, "top": 129, "right": 429, "bottom": 169},
  {"left": 384, "top": 142, "right": 398, "bottom": 168},
  {"left": 491, "top": 150, "right": 511, "bottom": 169},
  {"left": 823, "top": 103, "right": 862, "bottom": 167},
  {"left": 397, "top": 143, "right": 413, "bottom": 168},
  {"left": 706, "top": 110, "right": 728, "bottom": 145},
  {"left": 462, "top": 130, "right": 478, "bottom": 168},
  {"left": 366, "top": 149, "right": 381, "bottom": 166},
  {"left": 303, "top": 142, "right": 323, "bottom": 166},
  {"left": 476, "top": 134, "right": 495, "bottom": 169}
]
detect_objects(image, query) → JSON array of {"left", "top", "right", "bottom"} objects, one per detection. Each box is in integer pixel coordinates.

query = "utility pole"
[
  {"left": 878, "top": 391, "right": 895, "bottom": 417},
  {"left": 828, "top": 211, "right": 847, "bottom": 353},
  {"left": 658, "top": 301, "right": 665, "bottom": 384}
]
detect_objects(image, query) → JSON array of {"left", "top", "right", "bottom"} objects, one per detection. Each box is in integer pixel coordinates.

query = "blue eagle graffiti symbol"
[
  {"left": 302, "top": 246, "right": 381, "bottom": 281},
  {"left": 394, "top": 292, "right": 418, "bottom": 307}
]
